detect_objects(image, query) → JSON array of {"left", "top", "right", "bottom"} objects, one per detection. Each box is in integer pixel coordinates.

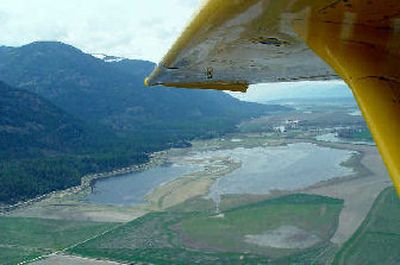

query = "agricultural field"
[
  {"left": 334, "top": 187, "right": 400, "bottom": 265},
  {"left": 3, "top": 100, "right": 392, "bottom": 265},
  {"left": 0, "top": 247, "right": 41, "bottom": 265},
  {"left": 70, "top": 194, "right": 343, "bottom": 265},
  {"left": 0, "top": 217, "right": 117, "bottom": 265}
]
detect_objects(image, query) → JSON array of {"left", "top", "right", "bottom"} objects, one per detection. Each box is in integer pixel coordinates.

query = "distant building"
[
  {"left": 274, "top": 126, "right": 286, "bottom": 133},
  {"left": 285, "top": 119, "right": 300, "bottom": 129}
]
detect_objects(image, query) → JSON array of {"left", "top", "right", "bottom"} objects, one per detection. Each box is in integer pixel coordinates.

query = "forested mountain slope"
[{"left": 0, "top": 42, "right": 288, "bottom": 204}]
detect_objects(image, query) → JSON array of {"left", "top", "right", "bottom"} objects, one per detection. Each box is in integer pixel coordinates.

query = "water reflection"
[
  {"left": 86, "top": 164, "right": 198, "bottom": 206},
  {"left": 208, "top": 143, "right": 355, "bottom": 207}
]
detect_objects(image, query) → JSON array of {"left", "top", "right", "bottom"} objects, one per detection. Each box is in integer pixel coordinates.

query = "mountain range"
[
  {"left": 0, "top": 41, "right": 287, "bottom": 203},
  {"left": 0, "top": 81, "right": 96, "bottom": 159},
  {"left": 0, "top": 42, "right": 280, "bottom": 135}
]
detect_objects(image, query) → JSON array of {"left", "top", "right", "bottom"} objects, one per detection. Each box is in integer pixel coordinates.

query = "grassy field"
[
  {"left": 334, "top": 187, "right": 400, "bottom": 265},
  {"left": 0, "top": 247, "right": 41, "bottom": 265},
  {"left": 70, "top": 194, "right": 343, "bottom": 264},
  {"left": 340, "top": 130, "right": 374, "bottom": 143},
  {"left": 181, "top": 194, "right": 342, "bottom": 256},
  {"left": 71, "top": 212, "right": 267, "bottom": 265},
  {"left": 0, "top": 216, "right": 117, "bottom": 265}
]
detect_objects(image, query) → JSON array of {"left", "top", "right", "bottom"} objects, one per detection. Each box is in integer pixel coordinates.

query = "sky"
[
  {"left": 0, "top": 0, "right": 350, "bottom": 102},
  {"left": 0, "top": 0, "right": 202, "bottom": 62},
  {"left": 229, "top": 80, "right": 352, "bottom": 103}
]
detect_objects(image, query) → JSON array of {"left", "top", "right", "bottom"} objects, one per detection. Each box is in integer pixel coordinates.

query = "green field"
[
  {"left": 0, "top": 247, "right": 41, "bottom": 265},
  {"left": 334, "top": 187, "right": 400, "bottom": 265},
  {"left": 71, "top": 194, "right": 343, "bottom": 264},
  {"left": 0, "top": 217, "right": 116, "bottom": 265},
  {"left": 181, "top": 194, "right": 342, "bottom": 256},
  {"left": 339, "top": 130, "right": 374, "bottom": 142}
]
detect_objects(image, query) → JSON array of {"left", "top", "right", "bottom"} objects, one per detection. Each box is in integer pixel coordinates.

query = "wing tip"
[
  {"left": 144, "top": 75, "right": 248, "bottom": 92},
  {"left": 144, "top": 67, "right": 249, "bottom": 92},
  {"left": 161, "top": 81, "right": 249, "bottom": 92},
  {"left": 144, "top": 77, "right": 150, "bottom": 87}
]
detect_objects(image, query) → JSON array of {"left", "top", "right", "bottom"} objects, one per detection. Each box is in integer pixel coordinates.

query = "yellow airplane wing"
[{"left": 145, "top": 0, "right": 400, "bottom": 194}]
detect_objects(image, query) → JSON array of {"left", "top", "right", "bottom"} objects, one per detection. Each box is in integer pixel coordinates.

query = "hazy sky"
[
  {"left": 0, "top": 0, "right": 350, "bottom": 101},
  {"left": 228, "top": 81, "right": 352, "bottom": 102},
  {"left": 0, "top": 0, "right": 202, "bottom": 62}
]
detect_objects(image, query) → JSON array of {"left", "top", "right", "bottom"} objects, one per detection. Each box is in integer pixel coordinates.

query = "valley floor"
[
  {"left": 1, "top": 106, "right": 395, "bottom": 265},
  {"left": 304, "top": 143, "right": 391, "bottom": 245},
  {"left": 32, "top": 254, "right": 124, "bottom": 265}
]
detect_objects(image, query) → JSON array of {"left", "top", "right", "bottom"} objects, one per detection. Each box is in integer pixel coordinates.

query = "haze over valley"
[
  {"left": 0, "top": 42, "right": 397, "bottom": 265},
  {"left": 1, "top": 0, "right": 400, "bottom": 264}
]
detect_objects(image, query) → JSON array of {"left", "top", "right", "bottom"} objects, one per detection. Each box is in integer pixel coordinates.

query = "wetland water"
[
  {"left": 208, "top": 143, "right": 355, "bottom": 202},
  {"left": 86, "top": 143, "right": 355, "bottom": 207},
  {"left": 86, "top": 164, "right": 198, "bottom": 206}
]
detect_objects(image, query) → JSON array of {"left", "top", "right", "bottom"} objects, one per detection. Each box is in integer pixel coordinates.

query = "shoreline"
[
  {"left": 1, "top": 136, "right": 378, "bottom": 218},
  {"left": 0, "top": 150, "right": 169, "bottom": 215}
]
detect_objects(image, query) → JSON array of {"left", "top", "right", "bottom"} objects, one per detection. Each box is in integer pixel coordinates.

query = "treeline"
[
  {"left": 337, "top": 128, "right": 373, "bottom": 142},
  {"left": 0, "top": 114, "right": 244, "bottom": 204},
  {"left": 0, "top": 151, "right": 148, "bottom": 203},
  {"left": 0, "top": 42, "right": 287, "bottom": 204}
]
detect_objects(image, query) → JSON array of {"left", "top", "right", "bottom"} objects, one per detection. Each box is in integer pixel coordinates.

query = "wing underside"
[
  {"left": 145, "top": 0, "right": 341, "bottom": 92},
  {"left": 146, "top": 0, "right": 400, "bottom": 194}
]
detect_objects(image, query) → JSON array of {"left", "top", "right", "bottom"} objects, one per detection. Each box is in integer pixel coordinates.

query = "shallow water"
[
  {"left": 316, "top": 132, "right": 374, "bottom": 146},
  {"left": 316, "top": 133, "right": 340, "bottom": 143},
  {"left": 86, "top": 143, "right": 355, "bottom": 207},
  {"left": 208, "top": 143, "right": 355, "bottom": 203},
  {"left": 86, "top": 164, "right": 198, "bottom": 206}
]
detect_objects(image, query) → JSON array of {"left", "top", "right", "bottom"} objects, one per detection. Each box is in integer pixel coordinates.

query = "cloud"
[
  {"left": 0, "top": 0, "right": 202, "bottom": 61},
  {"left": 0, "top": 10, "right": 8, "bottom": 24}
]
